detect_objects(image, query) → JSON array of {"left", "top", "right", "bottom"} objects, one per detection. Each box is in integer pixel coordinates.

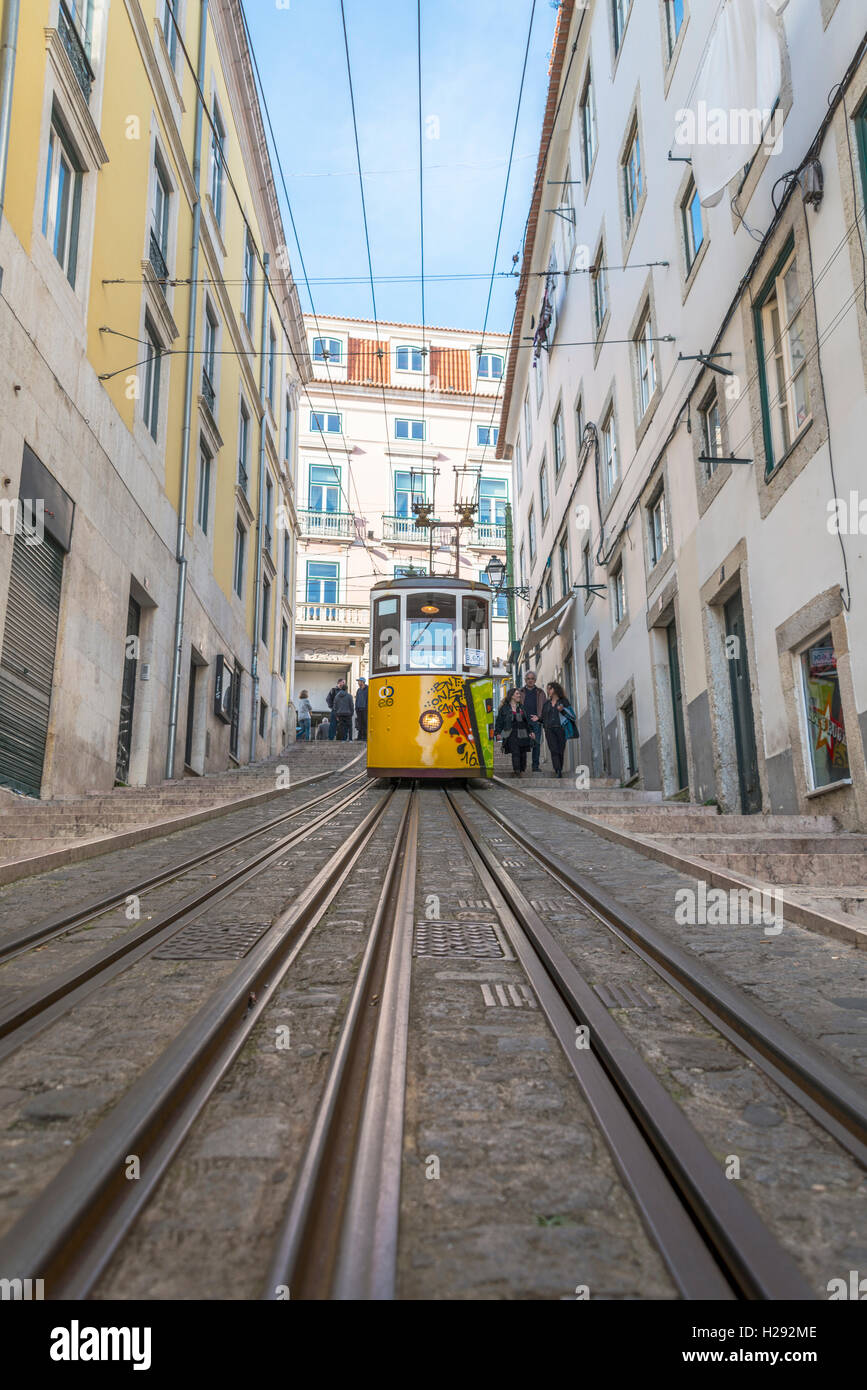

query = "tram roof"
[{"left": 370, "top": 576, "right": 493, "bottom": 593}]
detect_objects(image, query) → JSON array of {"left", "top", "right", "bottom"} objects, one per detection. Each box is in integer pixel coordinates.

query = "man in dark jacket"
[
  {"left": 333, "top": 683, "right": 355, "bottom": 741},
  {"left": 354, "top": 677, "right": 369, "bottom": 741},
  {"left": 519, "top": 670, "right": 543, "bottom": 772},
  {"left": 326, "top": 678, "right": 347, "bottom": 740}
]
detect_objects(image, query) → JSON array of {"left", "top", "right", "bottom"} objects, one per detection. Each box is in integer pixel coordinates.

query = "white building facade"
[
  {"left": 499, "top": 0, "right": 867, "bottom": 827},
  {"left": 294, "top": 314, "right": 513, "bottom": 715}
]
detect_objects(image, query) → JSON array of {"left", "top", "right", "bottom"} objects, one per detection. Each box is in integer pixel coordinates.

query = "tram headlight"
[{"left": 419, "top": 710, "right": 443, "bottom": 734}]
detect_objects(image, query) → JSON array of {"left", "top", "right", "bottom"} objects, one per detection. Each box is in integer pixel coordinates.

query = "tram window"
[
  {"left": 407, "top": 591, "right": 456, "bottom": 671},
  {"left": 462, "top": 596, "right": 489, "bottom": 672},
  {"left": 372, "top": 596, "right": 400, "bottom": 674}
]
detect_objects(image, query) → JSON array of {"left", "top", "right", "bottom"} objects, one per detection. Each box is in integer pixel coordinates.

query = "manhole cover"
[
  {"left": 155, "top": 922, "right": 270, "bottom": 960},
  {"left": 414, "top": 920, "right": 505, "bottom": 959}
]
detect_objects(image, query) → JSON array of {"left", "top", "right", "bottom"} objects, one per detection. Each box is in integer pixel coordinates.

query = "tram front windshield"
[{"left": 407, "top": 592, "right": 456, "bottom": 670}]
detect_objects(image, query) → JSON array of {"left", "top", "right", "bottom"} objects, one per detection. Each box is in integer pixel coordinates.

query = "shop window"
[{"left": 799, "top": 634, "right": 850, "bottom": 790}]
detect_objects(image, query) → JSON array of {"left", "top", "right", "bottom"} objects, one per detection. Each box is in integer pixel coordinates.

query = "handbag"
[{"left": 559, "top": 704, "right": 578, "bottom": 740}]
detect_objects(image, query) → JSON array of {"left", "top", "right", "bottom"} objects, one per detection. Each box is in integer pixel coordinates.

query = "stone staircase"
[
  {"left": 494, "top": 767, "right": 867, "bottom": 942},
  {"left": 0, "top": 742, "right": 359, "bottom": 875}
]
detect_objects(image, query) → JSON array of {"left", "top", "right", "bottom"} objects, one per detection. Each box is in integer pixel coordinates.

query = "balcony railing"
[
  {"left": 299, "top": 509, "right": 355, "bottom": 539},
  {"left": 297, "top": 602, "right": 369, "bottom": 629},
  {"left": 382, "top": 514, "right": 432, "bottom": 544},
  {"left": 201, "top": 367, "right": 216, "bottom": 415},
  {"left": 149, "top": 229, "right": 170, "bottom": 287},
  {"left": 59, "top": 1, "right": 95, "bottom": 101},
  {"left": 468, "top": 521, "right": 507, "bottom": 547}
]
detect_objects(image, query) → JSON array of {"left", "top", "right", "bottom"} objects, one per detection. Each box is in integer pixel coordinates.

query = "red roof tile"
[
  {"left": 430, "top": 345, "right": 472, "bottom": 394},
  {"left": 347, "top": 337, "right": 391, "bottom": 386}
]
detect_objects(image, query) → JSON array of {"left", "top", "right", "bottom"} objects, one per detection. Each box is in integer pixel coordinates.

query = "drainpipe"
[
  {"left": 165, "top": 0, "right": 208, "bottom": 779},
  {"left": 250, "top": 252, "right": 270, "bottom": 761},
  {"left": 0, "top": 0, "right": 20, "bottom": 227}
]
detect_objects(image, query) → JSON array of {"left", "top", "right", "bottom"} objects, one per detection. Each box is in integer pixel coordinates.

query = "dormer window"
[
  {"left": 313, "top": 337, "right": 343, "bottom": 364},
  {"left": 396, "top": 345, "right": 424, "bottom": 372}
]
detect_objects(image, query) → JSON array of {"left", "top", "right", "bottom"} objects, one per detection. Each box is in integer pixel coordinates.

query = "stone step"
[
  {"left": 639, "top": 833, "right": 867, "bottom": 855},
  {"left": 681, "top": 851, "right": 867, "bottom": 885}
]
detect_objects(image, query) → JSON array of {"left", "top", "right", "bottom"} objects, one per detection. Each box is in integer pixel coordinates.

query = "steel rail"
[
  {"left": 447, "top": 788, "right": 815, "bottom": 1301},
  {"left": 0, "top": 789, "right": 396, "bottom": 1297},
  {"left": 0, "top": 779, "right": 375, "bottom": 1064},
  {"left": 0, "top": 760, "right": 366, "bottom": 963},
  {"left": 264, "top": 789, "right": 418, "bottom": 1300},
  {"left": 472, "top": 785, "right": 867, "bottom": 1164}
]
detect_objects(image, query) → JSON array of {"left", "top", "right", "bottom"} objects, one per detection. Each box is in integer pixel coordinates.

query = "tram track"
[
  {"left": 443, "top": 788, "right": 815, "bottom": 1300},
  {"left": 468, "top": 783, "right": 867, "bottom": 1169},
  {"left": 0, "top": 785, "right": 397, "bottom": 1297},
  {"left": 0, "top": 774, "right": 372, "bottom": 1063}
]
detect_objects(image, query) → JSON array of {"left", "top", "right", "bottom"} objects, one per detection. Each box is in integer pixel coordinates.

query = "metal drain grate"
[
  {"left": 594, "top": 981, "right": 656, "bottom": 1010},
  {"left": 155, "top": 922, "right": 270, "bottom": 960},
  {"left": 458, "top": 898, "right": 492, "bottom": 910},
  {"left": 414, "top": 920, "right": 505, "bottom": 959},
  {"left": 481, "top": 982, "right": 537, "bottom": 1009}
]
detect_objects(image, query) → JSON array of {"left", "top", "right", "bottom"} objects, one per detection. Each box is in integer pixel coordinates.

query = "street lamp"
[{"left": 484, "top": 554, "right": 506, "bottom": 590}]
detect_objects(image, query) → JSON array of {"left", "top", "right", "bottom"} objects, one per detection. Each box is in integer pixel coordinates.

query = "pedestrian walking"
[
  {"left": 541, "top": 681, "right": 577, "bottom": 778},
  {"left": 315, "top": 716, "right": 329, "bottom": 741},
  {"left": 519, "top": 670, "right": 543, "bottom": 773},
  {"left": 494, "top": 687, "right": 534, "bottom": 776},
  {"left": 296, "top": 690, "right": 313, "bottom": 742},
  {"left": 354, "top": 677, "right": 369, "bottom": 741},
  {"left": 326, "top": 678, "right": 347, "bottom": 741},
  {"left": 333, "top": 682, "right": 355, "bottom": 742}
]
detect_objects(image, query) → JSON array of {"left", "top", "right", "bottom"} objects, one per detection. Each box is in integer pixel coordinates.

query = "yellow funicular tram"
[{"left": 367, "top": 575, "right": 495, "bottom": 779}]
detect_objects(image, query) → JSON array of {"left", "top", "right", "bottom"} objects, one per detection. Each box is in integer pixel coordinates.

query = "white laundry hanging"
[{"left": 676, "top": 0, "right": 790, "bottom": 207}]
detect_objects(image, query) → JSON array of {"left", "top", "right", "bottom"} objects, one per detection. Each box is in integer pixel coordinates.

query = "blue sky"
[{"left": 245, "top": 0, "right": 556, "bottom": 335}]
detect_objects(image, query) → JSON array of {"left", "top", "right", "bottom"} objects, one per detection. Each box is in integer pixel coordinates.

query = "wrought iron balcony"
[
  {"left": 297, "top": 602, "right": 369, "bottom": 630},
  {"left": 201, "top": 367, "right": 216, "bottom": 415},
  {"left": 299, "top": 509, "right": 355, "bottom": 539},
  {"left": 58, "top": 1, "right": 95, "bottom": 101},
  {"left": 149, "top": 229, "right": 170, "bottom": 287}
]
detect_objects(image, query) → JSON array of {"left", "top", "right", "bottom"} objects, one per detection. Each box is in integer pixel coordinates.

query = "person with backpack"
[
  {"left": 494, "top": 687, "right": 534, "bottom": 776},
  {"left": 541, "top": 681, "right": 578, "bottom": 778},
  {"left": 354, "top": 677, "right": 369, "bottom": 741},
  {"left": 333, "top": 682, "right": 355, "bottom": 741},
  {"left": 326, "top": 678, "right": 347, "bottom": 740}
]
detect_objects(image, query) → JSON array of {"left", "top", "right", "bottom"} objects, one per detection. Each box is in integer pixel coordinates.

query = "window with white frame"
[
  {"left": 261, "top": 576, "right": 271, "bottom": 643},
  {"left": 635, "top": 303, "right": 657, "bottom": 416},
  {"left": 477, "top": 353, "right": 504, "bottom": 379},
  {"left": 151, "top": 154, "right": 171, "bottom": 278},
  {"left": 528, "top": 507, "right": 537, "bottom": 561},
  {"left": 547, "top": 249, "right": 559, "bottom": 343},
  {"left": 395, "top": 418, "right": 426, "bottom": 441},
  {"left": 238, "top": 398, "right": 250, "bottom": 491},
  {"left": 700, "top": 388, "right": 723, "bottom": 476},
  {"left": 479, "top": 477, "right": 508, "bottom": 533},
  {"left": 396, "top": 345, "right": 423, "bottom": 372},
  {"left": 306, "top": 560, "right": 339, "bottom": 605},
  {"left": 621, "top": 698, "right": 638, "bottom": 779},
  {"left": 284, "top": 393, "right": 294, "bottom": 464},
  {"left": 514, "top": 435, "right": 523, "bottom": 492},
  {"left": 203, "top": 304, "right": 218, "bottom": 411},
  {"left": 209, "top": 101, "right": 226, "bottom": 226},
  {"left": 613, "top": 0, "right": 631, "bottom": 53},
  {"left": 142, "top": 318, "right": 162, "bottom": 441},
  {"left": 535, "top": 355, "right": 544, "bottom": 409},
  {"left": 553, "top": 405, "right": 565, "bottom": 477},
  {"left": 42, "top": 113, "right": 83, "bottom": 287},
  {"left": 602, "top": 406, "right": 619, "bottom": 495},
  {"left": 682, "top": 177, "right": 703, "bottom": 272},
  {"left": 313, "top": 337, "right": 342, "bottom": 363},
  {"left": 162, "top": 0, "right": 179, "bottom": 66},
  {"left": 580, "top": 67, "right": 597, "bottom": 179},
  {"left": 309, "top": 462, "right": 341, "bottom": 512},
  {"left": 523, "top": 390, "right": 533, "bottom": 452},
  {"left": 664, "top": 0, "right": 684, "bottom": 60},
  {"left": 519, "top": 543, "right": 526, "bottom": 587},
  {"left": 583, "top": 539, "right": 592, "bottom": 591},
  {"left": 545, "top": 576, "right": 554, "bottom": 611},
  {"left": 233, "top": 517, "right": 246, "bottom": 597},
  {"left": 268, "top": 324, "right": 277, "bottom": 408},
  {"left": 559, "top": 536, "right": 570, "bottom": 598},
  {"left": 575, "top": 395, "right": 585, "bottom": 459},
  {"left": 561, "top": 163, "right": 576, "bottom": 258},
  {"left": 647, "top": 488, "right": 669, "bottom": 566},
  {"left": 264, "top": 473, "right": 274, "bottom": 551},
  {"left": 280, "top": 618, "right": 288, "bottom": 679},
  {"left": 539, "top": 456, "right": 549, "bottom": 519},
  {"left": 756, "top": 245, "right": 811, "bottom": 470},
  {"left": 611, "top": 560, "right": 627, "bottom": 626},
  {"left": 242, "top": 231, "right": 255, "bottom": 329},
  {"left": 623, "top": 118, "right": 643, "bottom": 230},
  {"left": 394, "top": 470, "right": 423, "bottom": 517},
  {"left": 477, "top": 425, "right": 499, "bottom": 447},
  {"left": 310, "top": 410, "right": 341, "bottom": 434},
  {"left": 591, "top": 246, "right": 608, "bottom": 336},
  {"left": 197, "top": 441, "right": 212, "bottom": 533}
]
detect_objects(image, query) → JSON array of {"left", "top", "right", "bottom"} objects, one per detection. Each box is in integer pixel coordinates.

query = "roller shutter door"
[{"left": 0, "top": 531, "right": 64, "bottom": 797}]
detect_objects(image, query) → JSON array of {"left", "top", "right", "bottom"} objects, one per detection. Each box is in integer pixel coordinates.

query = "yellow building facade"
[{"left": 0, "top": 0, "right": 308, "bottom": 796}]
